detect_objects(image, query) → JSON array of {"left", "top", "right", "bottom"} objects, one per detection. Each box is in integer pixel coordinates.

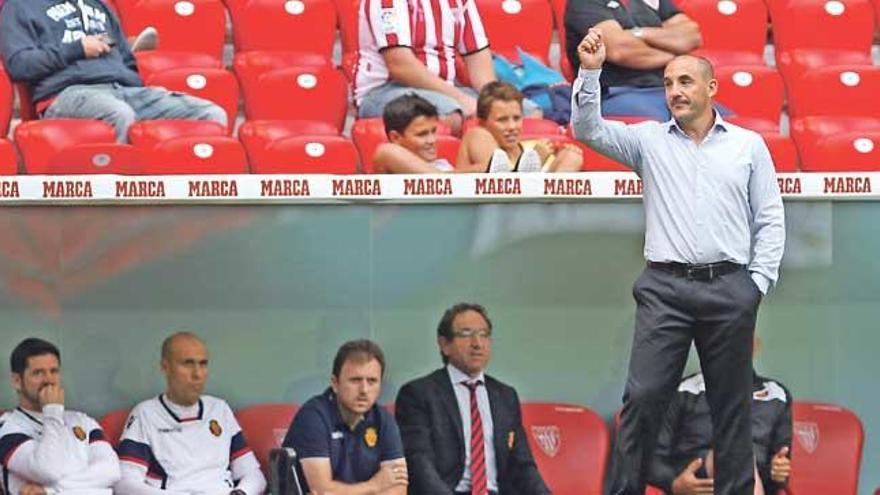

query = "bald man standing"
[
  {"left": 116, "top": 332, "right": 266, "bottom": 494},
  {"left": 571, "top": 30, "right": 786, "bottom": 495}
]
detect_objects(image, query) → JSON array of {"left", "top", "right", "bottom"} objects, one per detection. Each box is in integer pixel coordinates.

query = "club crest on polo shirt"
[
  {"left": 73, "top": 425, "right": 87, "bottom": 441},
  {"left": 364, "top": 427, "right": 378, "bottom": 448},
  {"left": 209, "top": 419, "right": 222, "bottom": 437},
  {"left": 381, "top": 9, "right": 397, "bottom": 34}
]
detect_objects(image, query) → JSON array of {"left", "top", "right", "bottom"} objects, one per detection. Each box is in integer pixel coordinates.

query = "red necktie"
[{"left": 464, "top": 380, "right": 488, "bottom": 495}]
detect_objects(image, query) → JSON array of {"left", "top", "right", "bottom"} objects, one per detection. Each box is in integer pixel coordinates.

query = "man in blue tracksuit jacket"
[{"left": 0, "top": 0, "right": 226, "bottom": 142}]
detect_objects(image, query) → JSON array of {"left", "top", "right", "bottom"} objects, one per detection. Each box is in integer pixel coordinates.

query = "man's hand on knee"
[
  {"left": 770, "top": 446, "right": 791, "bottom": 483},
  {"left": 671, "top": 458, "right": 714, "bottom": 495}
]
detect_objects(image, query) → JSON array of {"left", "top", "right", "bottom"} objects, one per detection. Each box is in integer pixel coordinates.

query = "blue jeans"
[
  {"left": 44, "top": 83, "right": 227, "bottom": 143},
  {"left": 358, "top": 82, "right": 541, "bottom": 118},
  {"left": 602, "top": 86, "right": 732, "bottom": 121}
]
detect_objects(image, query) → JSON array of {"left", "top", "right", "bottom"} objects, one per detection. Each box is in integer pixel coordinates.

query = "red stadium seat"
[
  {"left": 233, "top": 51, "right": 333, "bottom": 109},
  {"left": 99, "top": 409, "right": 131, "bottom": 446},
  {"left": 119, "top": 0, "right": 226, "bottom": 62},
  {"left": 142, "top": 136, "right": 249, "bottom": 174},
  {"left": 520, "top": 403, "right": 610, "bottom": 495},
  {"left": 683, "top": 0, "right": 768, "bottom": 66},
  {"left": 241, "top": 66, "right": 349, "bottom": 131},
  {"left": 144, "top": 68, "right": 240, "bottom": 130},
  {"left": 0, "top": 139, "right": 17, "bottom": 175},
  {"left": 790, "top": 116, "right": 880, "bottom": 170},
  {"left": 230, "top": 0, "right": 337, "bottom": 59},
  {"left": 771, "top": 0, "right": 875, "bottom": 80},
  {"left": 474, "top": 0, "right": 555, "bottom": 65},
  {"left": 135, "top": 51, "right": 223, "bottom": 79},
  {"left": 0, "top": 65, "right": 12, "bottom": 136},
  {"left": 713, "top": 66, "right": 784, "bottom": 130},
  {"left": 796, "top": 131, "right": 880, "bottom": 172},
  {"left": 14, "top": 120, "right": 140, "bottom": 174},
  {"left": 351, "top": 118, "right": 394, "bottom": 174},
  {"left": 787, "top": 66, "right": 880, "bottom": 121},
  {"left": 788, "top": 402, "right": 864, "bottom": 495},
  {"left": 760, "top": 133, "right": 799, "bottom": 172},
  {"left": 235, "top": 403, "right": 299, "bottom": 475},
  {"left": 127, "top": 120, "right": 228, "bottom": 149},
  {"left": 247, "top": 135, "right": 360, "bottom": 174},
  {"left": 239, "top": 120, "right": 339, "bottom": 163},
  {"left": 233, "top": 51, "right": 332, "bottom": 79}
]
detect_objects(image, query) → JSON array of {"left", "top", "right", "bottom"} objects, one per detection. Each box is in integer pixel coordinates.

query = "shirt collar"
[
  {"left": 159, "top": 394, "right": 204, "bottom": 423},
  {"left": 323, "top": 387, "right": 378, "bottom": 431},
  {"left": 665, "top": 108, "right": 729, "bottom": 136},
  {"left": 15, "top": 407, "right": 43, "bottom": 426},
  {"left": 446, "top": 363, "right": 485, "bottom": 386}
]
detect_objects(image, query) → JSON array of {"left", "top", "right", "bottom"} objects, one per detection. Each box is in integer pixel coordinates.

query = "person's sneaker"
[
  {"left": 433, "top": 159, "right": 454, "bottom": 172},
  {"left": 487, "top": 149, "right": 512, "bottom": 173},
  {"left": 517, "top": 148, "right": 543, "bottom": 173},
  {"left": 131, "top": 26, "right": 158, "bottom": 52}
]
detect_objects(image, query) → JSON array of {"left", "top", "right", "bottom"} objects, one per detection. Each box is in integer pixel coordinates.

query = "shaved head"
[
  {"left": 667, "top": 55, "right": 715, "bottom": 82},
  {"left": 161, "top": 331, "right": 205, "bottom": 361}
]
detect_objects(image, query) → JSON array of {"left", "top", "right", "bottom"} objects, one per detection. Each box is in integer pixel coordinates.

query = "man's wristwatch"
[{"left": 631, "top": 27, "right": 645, "bottom": 39}]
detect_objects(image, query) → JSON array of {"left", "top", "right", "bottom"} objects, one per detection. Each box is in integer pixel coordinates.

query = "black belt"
[{"left": 648, "top": 261, "right": 744, "bottom": 281}]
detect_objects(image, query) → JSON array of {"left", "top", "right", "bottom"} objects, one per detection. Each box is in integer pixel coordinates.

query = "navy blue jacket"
[
  {"left": 395, "top": 368, "right": 550, "bottom": 495},
  {"left": 0, "top": 0, "right": 141, "bottom": 102},
  {"left": 648, "top": 371, "right": 793, "bottom": 494}
]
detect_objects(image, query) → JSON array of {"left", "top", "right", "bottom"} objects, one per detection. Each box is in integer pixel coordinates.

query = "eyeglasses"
[{"left": 451, "top": 329, "right": 492, "bottom": 339}]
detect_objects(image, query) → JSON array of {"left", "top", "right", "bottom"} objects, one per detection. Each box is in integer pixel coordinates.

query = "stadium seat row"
[
  {"left": 99, "top": 0, "right": 880, "bottom": 81},
  {"left": 2, "top": 114, "right": 878, "bottom": 175},
  {"left": 9, "top": 113, "right": 871, "bottom": 174},
  {"left": 95, "top": 400, "right": 862, "bottom": 495}
]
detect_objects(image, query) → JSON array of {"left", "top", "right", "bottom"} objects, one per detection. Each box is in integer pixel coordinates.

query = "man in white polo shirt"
[
  {"left": 0, "top": 337, "right": 120, "bottom": 494},
  {"left": 116, "top": 332, "right": 266, "bottom": 494}
]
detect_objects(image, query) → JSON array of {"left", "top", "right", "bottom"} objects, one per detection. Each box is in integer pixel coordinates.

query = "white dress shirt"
[{"left": 447, "top": 364, "right": 498, "bottom": 492}]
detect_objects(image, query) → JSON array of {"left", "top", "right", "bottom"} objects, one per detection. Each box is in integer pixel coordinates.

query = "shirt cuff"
[
  {"left": 750, "top": 272, "right": 771, "bottom": 295},
  {"left": 577, "top": 67, "right": 602, "bottom": 83},
  {"left": 62, "top": 39, "right": 86, "bottom": 63}
]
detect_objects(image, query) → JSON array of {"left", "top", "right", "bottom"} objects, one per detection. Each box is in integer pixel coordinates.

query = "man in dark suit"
[{"left": 395, "top": 302, "right": 550, "bottom": 495}]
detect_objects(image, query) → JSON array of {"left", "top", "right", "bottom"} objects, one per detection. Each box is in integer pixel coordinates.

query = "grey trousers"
[
  {"left": 44, "top": 83, "right": 227, "bottom": 143},
  {"left": 610, "top": 264, "right": 762, "bottom": 495}
]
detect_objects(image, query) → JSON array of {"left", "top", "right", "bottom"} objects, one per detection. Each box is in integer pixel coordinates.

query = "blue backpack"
[{"left": 493, "top": 48, "right": 572, "bottom": 125}]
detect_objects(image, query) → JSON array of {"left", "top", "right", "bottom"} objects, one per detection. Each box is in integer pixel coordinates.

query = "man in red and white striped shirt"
[{"left": 354, "top": 0, "right": 496, "bottom": 135}]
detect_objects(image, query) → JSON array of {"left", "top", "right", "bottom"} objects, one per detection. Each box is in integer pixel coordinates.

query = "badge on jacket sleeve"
[
  {"left": 209, "top": 419, "right": 223, "bottom": 437},
  {"left": 73, "top": 425, "right": 87, "bottom": 441},
  {"left": 364, "top": 427, "right": 378, "bottom": 448},
  {"left": 507, "top": 431, "right": 515, "bottom": 449}
]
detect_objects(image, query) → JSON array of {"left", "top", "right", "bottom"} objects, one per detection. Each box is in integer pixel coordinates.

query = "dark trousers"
[{"left": 610, "top": 264, "right": 762, "bottom": 495}]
